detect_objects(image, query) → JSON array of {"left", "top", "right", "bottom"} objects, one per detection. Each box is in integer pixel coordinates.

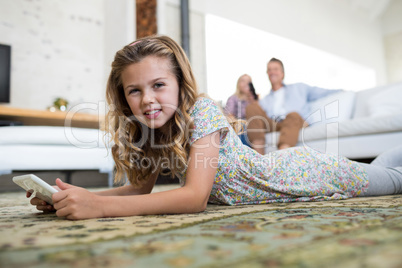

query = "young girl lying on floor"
[{"left": 29, "top": 35, "right": 402, "bottom": 220}]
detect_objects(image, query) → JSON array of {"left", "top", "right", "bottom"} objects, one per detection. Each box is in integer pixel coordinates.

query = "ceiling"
[{"left": 348, "top": 0, "right": 392, "bottom": 20}]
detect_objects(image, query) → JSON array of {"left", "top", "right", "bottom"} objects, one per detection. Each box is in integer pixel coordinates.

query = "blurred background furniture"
[
  {"left": 265, "top": 81, "right": 402, "bottom": 160},
  {"left": 0, "top": 108, "right": 115, "bottom": 187}
]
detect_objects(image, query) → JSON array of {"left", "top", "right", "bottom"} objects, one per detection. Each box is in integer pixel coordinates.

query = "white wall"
[
  {"left": 382, "top": 0, "right": 402, "bottom": 83},
  {"left": 204, "top": 14, "right": 378, "bottom": 103},
  {"left": 382, "top": 0, "right": 402, "bottom": 35},
  {"left": 1, "top": 0, "right": 399, "bottom": 110},
  {"left": 157, "top": 0, "right": 207, "bottom": 94},
  {"left": 190, "top": 0, "right": 388, "bottom": 88},
  {"left": 104, "top": 0, "right": 135, "bottom": 91},
  {"left": 0, "top": 0, "right": 134, "bottom": 112}
]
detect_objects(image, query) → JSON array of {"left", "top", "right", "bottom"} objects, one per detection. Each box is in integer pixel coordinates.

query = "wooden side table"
[{"left": 0, "top": 106, "right": 102, "bottom": 129}]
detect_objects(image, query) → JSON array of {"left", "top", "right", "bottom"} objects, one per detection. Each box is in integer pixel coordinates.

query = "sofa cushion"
[
  {"left": 266, "top": 112, "right": 402, "bottom": 144},
  {"left": 367, "top": 83, "right": 402, "bottom": 117},
  {"left": 302, "top": 112, "right": 402, "bottom": 141},
  {"left": 353, "top": 81, "right": 402, "bottom": 119},
  {"left": 0, "top": 145, "right": 114, "bottom": 172},
  {"left": 298, "top": 132, "right": 402, "bottom": 159},
  {"left": 0, "top": 126, "right": 109, "bottom": 148},
  {"left": 306, "top": 91, "right": 356, "bottom": 126}
]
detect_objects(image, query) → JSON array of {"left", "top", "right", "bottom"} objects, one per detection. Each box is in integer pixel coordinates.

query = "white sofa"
[
  {"left": 0, "top": 126, "right": 115, "bottom": 186},
  {"left": 265, "top": 81, "right": 402, "bottom": 159}
]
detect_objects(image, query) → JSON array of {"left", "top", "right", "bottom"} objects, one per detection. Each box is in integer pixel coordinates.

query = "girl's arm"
[
  {"left": 29, "top": 170, "right": 158, "bottom": 212},
  {"left": 95, "top": 173, "right": 158, "bottom": 196},
  {"left": 52, "top": 131, "right": 220, "bottom": 219}
]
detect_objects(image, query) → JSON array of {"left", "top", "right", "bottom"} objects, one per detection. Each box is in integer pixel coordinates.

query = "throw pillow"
[
  {"left": 306, "top": 91, "right": 356, "bottom": 126},
  {"left": 367, "top": 84, "right": 402, "bottom": 117}
]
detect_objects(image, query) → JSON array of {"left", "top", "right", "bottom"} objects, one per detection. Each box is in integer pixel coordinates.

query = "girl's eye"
[
  {"left": 154, "top": 83, "right": 164, "bottom": 89},
  {"left": 128, "top": 88, "right": 140, "bottom": 95}
]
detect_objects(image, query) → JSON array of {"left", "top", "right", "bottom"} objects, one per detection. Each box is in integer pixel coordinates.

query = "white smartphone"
[{"left": 12, "top": 174, "right": 59, "bottom": 205}]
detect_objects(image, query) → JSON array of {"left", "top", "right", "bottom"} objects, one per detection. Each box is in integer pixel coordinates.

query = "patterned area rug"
[{"left": 0, "top": 186, "right": 401, "bottom": 267}]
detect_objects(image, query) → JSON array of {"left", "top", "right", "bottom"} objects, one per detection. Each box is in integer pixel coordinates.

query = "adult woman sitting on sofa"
[{"left": 225, "top": 74, "right": 256, "bottom": 146}]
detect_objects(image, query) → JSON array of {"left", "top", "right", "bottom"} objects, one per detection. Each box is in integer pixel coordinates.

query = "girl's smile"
[
  {"left": 121, "top": 56, "right": 180, "bottom": 132},
  {"left": 144, "top": 109, "right": 161, "bottom": 119}
]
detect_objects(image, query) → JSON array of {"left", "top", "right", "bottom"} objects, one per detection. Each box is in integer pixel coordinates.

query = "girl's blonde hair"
[{"left": 105, "top": 35, "right": 198, "bottom": 186}]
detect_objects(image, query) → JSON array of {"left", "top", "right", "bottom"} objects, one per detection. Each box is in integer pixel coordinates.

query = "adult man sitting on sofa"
[{"left": 246, "top": 58, "right": 342, "bottom": 154}]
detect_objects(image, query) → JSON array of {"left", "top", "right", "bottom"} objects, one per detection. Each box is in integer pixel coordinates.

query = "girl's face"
[{"left": 122, "top": 56, "right": 180, "bottom": 132}]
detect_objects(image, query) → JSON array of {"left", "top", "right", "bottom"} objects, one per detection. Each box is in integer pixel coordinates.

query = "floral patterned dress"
[{"left": 184, "top": 97, "right": 369, "bottom": 205}]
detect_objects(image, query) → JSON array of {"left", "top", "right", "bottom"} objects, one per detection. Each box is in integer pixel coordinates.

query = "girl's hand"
[
  {"left": 27, "top": 183, "right": 61, "bottom": 212},
  {"left": 52, "top": 179, "right": 104, "bottom": 220},
  {"left": 28, "top": 193, "right": 56, "bottom": 212}
]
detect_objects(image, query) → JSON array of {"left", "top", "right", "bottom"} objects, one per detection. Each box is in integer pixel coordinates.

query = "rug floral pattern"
[{"left": 0, "top": 188, "right": 401, "bottom": 267}]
